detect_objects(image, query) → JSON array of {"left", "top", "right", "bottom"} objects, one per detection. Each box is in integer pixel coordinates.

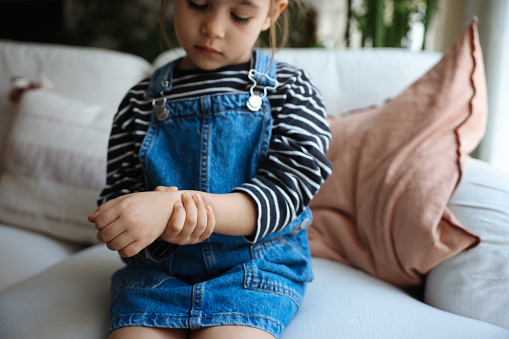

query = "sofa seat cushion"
[
  {"left": 0, "top": 224, "right": 82, "bottom": 291},
  {"left": 283, "top": 258, "right": 509, "bottom": 339},
  {"left": 0, "top": 244, "right": 123, "bottom": 339},
  {"left": 1, "top": 248, "right": 508, "bottom": 339}
]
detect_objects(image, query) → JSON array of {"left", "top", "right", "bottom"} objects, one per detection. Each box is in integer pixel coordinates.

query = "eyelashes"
[
  {"left": 186, "top": 0, "right": 250, "bottom": 25},
  {"left": 231, "top": 13, "right": 249, "bottom": 25},
  {"left": 187, "top": 0, "right": 207, "bottom": 11}
]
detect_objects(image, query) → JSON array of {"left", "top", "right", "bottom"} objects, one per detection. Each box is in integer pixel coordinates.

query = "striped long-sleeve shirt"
[{"left": 98, "top": 54, "right": 333, "bottom": 243}]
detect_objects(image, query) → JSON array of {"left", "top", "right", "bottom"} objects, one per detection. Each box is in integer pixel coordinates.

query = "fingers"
[
  {"left": 183, "top": 193, "right": 199, "bottom": 236},
  {"left": 87, "top": 201, "right": 109, "bottom": 223},
  {"left": 163, "top": 193, "right": 198, "bottom": 244},
  {"left": 162, "top": 201, "right": 187, "bottom": 240},
  {"left": 154, "top": 186, "right": 178, "bottom": 192},
  {"left": 92, "top": 201, "right": 122, "bottom": 231},
  {"left": 200, "top": 205, "right": 215, "bottom": 242},
  {"left": 104, "top": 232, "right": 143, "bottom": 258},
  {"left": 191, "top": 194, "right": 215, "bottom": 242},
  {"left": 161, "top": 193, "right": 214, "bottom": 245},
  {"left": 96, "top": 218, "right": 124, "bottom": 243},
  {"left": 95, "top": 216, "right": 139, "bottom": 257},
  {"left": 117, "top": 243, "right": 144, "bottom": 258},
  {"left": 88, "top": 194, "right": 127, "bottom": 224},
  {"left": 104, "top": 230, "right": 130, "bottom": 251},
  {"left": 93, "top": 191, "right": 181, "bottom": 257}
]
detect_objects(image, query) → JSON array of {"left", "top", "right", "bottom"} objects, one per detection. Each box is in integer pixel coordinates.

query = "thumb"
[{"left": 88, "top": 204, "right": 106, "bottom": 223}]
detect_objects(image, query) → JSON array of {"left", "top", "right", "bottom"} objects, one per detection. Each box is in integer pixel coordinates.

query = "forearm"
[{"left": 182, "top": 191, "right": 257, "bottom": 237}]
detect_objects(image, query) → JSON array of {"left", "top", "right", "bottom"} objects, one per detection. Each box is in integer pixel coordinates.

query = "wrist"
[{"left": 204, "top": 192, "right": 257, "bottom": 237}]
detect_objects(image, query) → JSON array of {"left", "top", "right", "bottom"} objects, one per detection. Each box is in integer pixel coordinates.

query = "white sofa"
[{"left": 0, "top": 40, "right": 508, "bottom": 339}]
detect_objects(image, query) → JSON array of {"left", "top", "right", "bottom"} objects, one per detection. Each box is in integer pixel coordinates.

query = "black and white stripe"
[{"left": 98, "top": 56, "right": 332, "bottom": 244}]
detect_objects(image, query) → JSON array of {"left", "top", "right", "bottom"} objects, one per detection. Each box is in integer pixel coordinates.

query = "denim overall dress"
[{"left": 108, "top": 50, "right": 314, "bottom": 338}]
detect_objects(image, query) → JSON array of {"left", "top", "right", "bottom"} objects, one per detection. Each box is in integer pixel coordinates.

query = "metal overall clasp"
[
  {"left": 246, "top": 69, "right": 279, "bottom": 112},
  {"left": 152, "top": 81, "right": 170, "bottom": 121}
]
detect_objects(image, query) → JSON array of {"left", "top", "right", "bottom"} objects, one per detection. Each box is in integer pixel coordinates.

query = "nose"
[{"left": 200, "top": 13, "right": 226, "bottom": 39}]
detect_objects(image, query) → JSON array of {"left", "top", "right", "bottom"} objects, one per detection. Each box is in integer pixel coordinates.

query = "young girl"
[{"left": 88, "top": 0, "right": 332, "bottom": 338}]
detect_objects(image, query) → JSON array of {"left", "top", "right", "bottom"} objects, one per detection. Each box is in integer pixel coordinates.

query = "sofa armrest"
[{"left": 425, "top": 158, "right": 509, "bottom": 330}]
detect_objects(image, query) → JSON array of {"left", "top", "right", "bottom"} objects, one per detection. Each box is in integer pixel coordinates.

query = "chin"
[
  {"left": 182, "top": 57, "right": 223, "bottom": 71},
  {"left": 196, "top": 63, "right": 220, "bottom": 71}
]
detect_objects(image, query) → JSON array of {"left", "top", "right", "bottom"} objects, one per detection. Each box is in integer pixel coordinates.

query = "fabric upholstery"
[
  {"left": 1, "top": 248, "right": 508, "bottom": 339},
  {"left": 0, "top": 40, "right": 151, "bottom": 175},
  {"left": 0, "top": 89, "right": 112, "bottom": 244},
  {"left": 0, "top": 224, "right": 81, "bottom": 291},
  {"left": 308, "top": 21, "right": 486, "bottom": 287},
  {"left": 0, "top": 244, "right": 123, "bottom": 339},
  {"left": 282, "top": 258, "right": 509, "bottom": 338},
  {"left": 425, "top": 158, "right": 509, "bottom": 330}
]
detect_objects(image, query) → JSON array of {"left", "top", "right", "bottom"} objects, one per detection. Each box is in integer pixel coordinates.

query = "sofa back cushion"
[
  {"left": 153, "top": 48, "right": 443, "bottom": 117},
  {"left": 0, "top": 41, "right": 442, "bottom": 244}
]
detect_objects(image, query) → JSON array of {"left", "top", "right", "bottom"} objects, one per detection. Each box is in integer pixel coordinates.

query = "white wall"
[
  {"left": 311, "top": 0, "right": 509, "bottom": 174},
  {"left": 462, "top": 0, "right": 509, "bottom": 174}
]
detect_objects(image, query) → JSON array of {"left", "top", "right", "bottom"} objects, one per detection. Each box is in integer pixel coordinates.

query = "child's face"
[{"left": 172, "top": 0, "right": 284, "bottom": 70}]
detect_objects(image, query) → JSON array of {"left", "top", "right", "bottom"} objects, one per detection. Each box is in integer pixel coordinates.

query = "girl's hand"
[
  {"left": 154, "top": 186, "right": 215, "bottom": 245},
  {"left": 88, "top": 191, "right": 175, "bottom": 257}
]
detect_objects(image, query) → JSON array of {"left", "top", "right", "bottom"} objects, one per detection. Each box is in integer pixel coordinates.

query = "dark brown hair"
[{"left": 159, "top": 0, "right": 294, "bottom": 56}]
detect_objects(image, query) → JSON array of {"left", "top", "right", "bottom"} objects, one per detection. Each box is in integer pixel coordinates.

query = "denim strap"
[
  {"left": 251, "top": 49, "right": 277, "bottom": 87},
  {"left": 146, "top": 49, "right": 276, "bottom": 99},
  {"left": 145, "top": 60, "right": 177, "bottom": 99}
]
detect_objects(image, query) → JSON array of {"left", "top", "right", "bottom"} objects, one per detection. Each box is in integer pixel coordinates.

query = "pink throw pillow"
[{"left": 309, "top": 20, "right": 486, "bottom": 287}]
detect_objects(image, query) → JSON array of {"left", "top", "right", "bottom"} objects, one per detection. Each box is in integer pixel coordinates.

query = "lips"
[{"left": 195, "top": 45, "right": 221, "bottom": 56}]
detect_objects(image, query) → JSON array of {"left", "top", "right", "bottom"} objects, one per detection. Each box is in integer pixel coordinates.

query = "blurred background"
[
  {"left": 0, "top": 0, "right": 508, "bottom": 173},
  {"left": 0, "top": 0, "right": 488, "bottom": 59}
]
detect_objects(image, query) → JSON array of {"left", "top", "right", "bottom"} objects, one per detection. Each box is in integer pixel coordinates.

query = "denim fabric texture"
[{"left": 109, "top": 50, "right": 314, "bottom": 338}]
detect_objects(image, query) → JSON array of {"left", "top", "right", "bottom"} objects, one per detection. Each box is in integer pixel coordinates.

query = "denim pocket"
[{"left": 243, "top": 229, "right": 313, "bottom": 307}]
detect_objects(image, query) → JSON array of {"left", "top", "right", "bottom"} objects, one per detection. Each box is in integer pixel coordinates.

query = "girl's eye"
[
  {"left": 186, "top": 0, "right": 249, "bottom": 25},
  {"left": 231, "top": 13, "right": 249, "bottom": 25},
  {"left": 187, "top": 0, "right": 207, "bottom": 11}
]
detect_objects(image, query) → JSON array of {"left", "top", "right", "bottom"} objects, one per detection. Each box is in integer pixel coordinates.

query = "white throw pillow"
[
  {"left": 0, "top": 89, "right": 114, "bottom": 244},
  {"left": 425, "top": 158, "right": 509, "bottom": 330}
]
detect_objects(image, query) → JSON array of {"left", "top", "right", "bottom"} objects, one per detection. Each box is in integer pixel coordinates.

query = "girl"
[{"left": 88, "top": 0, "right": 332, "bottom": 338}]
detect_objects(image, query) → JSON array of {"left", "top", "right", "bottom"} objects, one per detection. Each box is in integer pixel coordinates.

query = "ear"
[{"left": 261, "top": 0, "right": 289, "bottom": 32}]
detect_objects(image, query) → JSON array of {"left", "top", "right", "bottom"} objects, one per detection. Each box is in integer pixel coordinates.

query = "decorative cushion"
[
  {"left": 0, "top": 89, "right": 112, "bottom": 244},
  {"left": 425, "top": 158, "right": 509, "bottom": 330},
  {"left": 308, "top": 20, "right": 486, "bottom": 287}
]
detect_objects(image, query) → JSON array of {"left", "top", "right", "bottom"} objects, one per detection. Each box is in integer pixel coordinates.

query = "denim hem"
[{"left": 109, "top": 313, "right": 284, "bottom": 338}]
